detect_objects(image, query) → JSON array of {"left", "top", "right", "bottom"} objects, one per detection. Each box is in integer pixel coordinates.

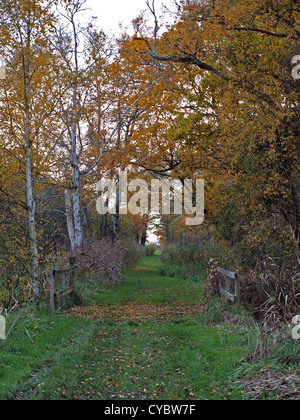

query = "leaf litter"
[{"left": 69, "top": 303, "right": 204, "bottom": 323}]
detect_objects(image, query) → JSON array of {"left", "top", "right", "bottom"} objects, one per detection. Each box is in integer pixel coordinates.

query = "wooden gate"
[
  {"left": 217, "top": 266, "right": 240, "bottom": 307},
  {"left": 49, "top": 257, "right": 77, "bottom": 313}
]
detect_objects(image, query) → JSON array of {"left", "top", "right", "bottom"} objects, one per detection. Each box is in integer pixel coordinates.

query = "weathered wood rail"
[
  {"left": 49, "top": 257, "right": 77, "bottom": 313},
  {"left": 217, "top": 266, "right": 240, "bottom": 307}
]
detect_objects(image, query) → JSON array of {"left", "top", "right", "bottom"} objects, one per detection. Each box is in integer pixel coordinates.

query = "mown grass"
[
  {"left": 0, "top": 308, "right": 95, "bottom": 399},
  {"left": 93, "top": 253, "right": 206, "bottom": 306},
  {"left": 1, "top": 319, "right": 248, "bottom": 400},
  {"left": 0, "top": 251, "right": 253, "bottom": 400}
]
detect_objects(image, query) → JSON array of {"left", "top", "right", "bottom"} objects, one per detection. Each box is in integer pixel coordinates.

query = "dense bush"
[
  {"left": 160, "top": 231, "right": 225, "bottom": 282},
  {"left": 119, "top": 239, "right": 147, "bottom": 267},
  {"left": 239, "top": 259, "right": 300, "bottom": 320},
  {"left": 161, "top": 230, "right": 299, "bottom": 321},
  {"left": 144, "top": 245, "right": 156, "bottom": 257},
  {"left": 77, "top": 239, "right": 124, "bottom": 287},
  {"left": 0, "top": 237, "right": 148, "bottom": 310},
  {"left": 73, "top": 239, "right": 148, "bottom": 305},
  {"left": 199, "top": 236, "right": 299, "bottom": 320}
]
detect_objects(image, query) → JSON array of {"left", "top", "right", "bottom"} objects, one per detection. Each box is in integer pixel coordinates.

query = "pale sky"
[{"left": 86, "top": 0, "right": 174, "bottom": 35}]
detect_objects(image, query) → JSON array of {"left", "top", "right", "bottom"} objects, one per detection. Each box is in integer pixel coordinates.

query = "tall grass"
[{"left": 160, "top": 233, "right": 224, "bottom": 282}]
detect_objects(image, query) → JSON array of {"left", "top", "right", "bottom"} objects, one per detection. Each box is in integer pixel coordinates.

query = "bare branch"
[
  {"left": 79, "top": 82, "right": 157, "bottom": 176},
  {"left": 137, "top": 0, "right": 229, "bottom": 82},
  {"left": 136, "top": 1, "right": 277, "bottom": 107}
]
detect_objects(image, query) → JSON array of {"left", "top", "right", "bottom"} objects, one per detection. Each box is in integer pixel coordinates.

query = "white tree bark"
[
  {"left": 65, "top": 188, "right": 76, "bottom": 252},
  {"left": 24, "top": 33, "right": 39, "bottom": 298},
  {"left": 70, "top": 96, "right": 83, "bottom": 249},
  {"left": 25, "top": 144, "right": 39, "bottom": 297},
  {"left": 72, "top": 170, "right": 83, "bottom": 248}
]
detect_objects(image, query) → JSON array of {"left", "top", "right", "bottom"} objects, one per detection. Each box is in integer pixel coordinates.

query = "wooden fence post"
[
  {"left": 217, "top": 267, "right": 240, "bottom": 308},
  {"left": 48, "top": 262, "right": 77, "bottom": 313}
]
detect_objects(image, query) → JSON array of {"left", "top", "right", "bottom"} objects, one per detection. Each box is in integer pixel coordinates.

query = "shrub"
[
  {"left": 0, "top": 263, "right": 34, "bottom": 310},
  {"left": 239, "top": 258, "right": 300, "bottom": 321},
  {"left": 145, "top": 245, "right": 156, "bottom": 257},
  {"left": 160, "top": 231, "right": 225, "bottom": 282},
  {"left": 119, "top": 239, "right": 146, "bottom": 267},
  {"left": 77, "top": 239, "right": 124, "bottom": 287}
]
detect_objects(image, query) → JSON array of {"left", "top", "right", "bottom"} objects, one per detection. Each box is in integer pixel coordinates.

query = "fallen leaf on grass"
[{"left": 69, "top": 304, "right": 204, "bottom": 323}]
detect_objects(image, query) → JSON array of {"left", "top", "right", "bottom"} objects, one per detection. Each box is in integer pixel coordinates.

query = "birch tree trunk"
[
  {"left": 24, "top": 30, "right": 39, "bottom": 298},
  {"left": 67, "top": 10, "right": 83, "bottom": 250},
  {"left": 71, "top": 125, "right": 83, "bottom": 248},
  {"left": 65, "top": 188, "right": 76, "bottom": 252},
  {"left": 25, "top": 143, "right": 39, "bottom": 297}
]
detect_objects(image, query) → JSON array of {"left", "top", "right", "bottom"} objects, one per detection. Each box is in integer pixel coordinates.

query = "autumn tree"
[
  {"left": 0, "top": 0, "right": 62, "bottom": 297},
  {"left": 134, "top": 0, "right": 300, "bottom": 266}
]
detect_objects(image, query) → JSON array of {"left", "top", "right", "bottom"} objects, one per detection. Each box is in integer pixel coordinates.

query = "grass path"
[{"left": 1, "top": 252, "right": 249, "bottom": 400}]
